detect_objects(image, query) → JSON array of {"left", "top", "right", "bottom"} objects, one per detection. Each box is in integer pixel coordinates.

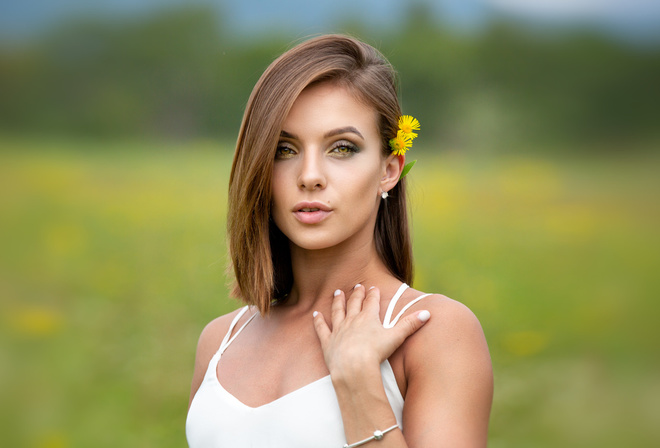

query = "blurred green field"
[{"left": 1, "top": 139, "right": 659, "bottom": 447}]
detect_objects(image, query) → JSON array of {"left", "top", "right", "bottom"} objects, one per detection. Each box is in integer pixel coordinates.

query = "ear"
[{"left": 380, "top": 153, "right": 405, "bottom": 194}]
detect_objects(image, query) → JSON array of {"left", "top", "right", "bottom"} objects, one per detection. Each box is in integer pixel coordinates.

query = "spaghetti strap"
[
  {"left": 383, "top": 284, "right": 432, "bottom": 329},
  {"left": 218, "top": 306, "right": 257, "bottom": 355},
  {"left": 386, "top": 294, "right": 432, "bottom": 328},
  {"left": 383, "top": 283, "right": 409, "bottom": 328}
]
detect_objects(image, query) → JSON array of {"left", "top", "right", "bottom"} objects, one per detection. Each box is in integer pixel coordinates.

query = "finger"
[
  {"left": 312, "top": 311, "right": 331, "bottom": 346},
  {"left": 331, "top": 289, "right": 346, "bottom": 329},
  {"left": 345, "top": 284, "right": 365, "bottom": 316},
  {"left": 390, "top": 310, "right": 431, "bottom": 346},
  {"left": 362, "top": 286, "right": 381, "bottom": 314}
]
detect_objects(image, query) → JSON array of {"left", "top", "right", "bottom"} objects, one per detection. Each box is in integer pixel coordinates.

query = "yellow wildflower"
[
  {"left": 389, "top": 130, "right": 413, "bottom": 156},
  {"left": 398, "top": 115, "right": 420, "bottom": 139}
]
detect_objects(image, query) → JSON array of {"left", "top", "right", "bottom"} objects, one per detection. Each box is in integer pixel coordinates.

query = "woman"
[{"left": 187, "top": 35, "right": 493, "bottom": 447}]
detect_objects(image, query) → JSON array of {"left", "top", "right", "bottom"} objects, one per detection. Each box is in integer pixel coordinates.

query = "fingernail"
[
  {"left": 418, "top": 310, "right": 431, "bottom": 322},
  {"left": 368, "top": 286, "right": 375, "bottom": 290},
  {"left": 354, "top": 283, "right": 361, "bottom": 289},
  {"left": 313, "top": 311, "right": 318, "bottom": 318},
  {"left": 334, "top": 289, "right": 341, "bottom": 297}
]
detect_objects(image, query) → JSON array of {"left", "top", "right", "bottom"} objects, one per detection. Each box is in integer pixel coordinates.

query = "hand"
[{"left": 312, "top": 284, "right": 431, "bottom": 377}]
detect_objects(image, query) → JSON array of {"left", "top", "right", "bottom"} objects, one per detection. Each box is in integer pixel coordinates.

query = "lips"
[{"left": 293, "top": 202, "right": 332, "bottom": 224}]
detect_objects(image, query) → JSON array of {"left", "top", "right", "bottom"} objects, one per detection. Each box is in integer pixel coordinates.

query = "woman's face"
[{"left": 271, "top": 82, "right": 396, "bottom": 252}]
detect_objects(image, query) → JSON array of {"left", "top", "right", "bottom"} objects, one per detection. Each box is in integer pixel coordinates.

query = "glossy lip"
[{"left": 292, "top": 201, "right": 332, "bottom": 224}]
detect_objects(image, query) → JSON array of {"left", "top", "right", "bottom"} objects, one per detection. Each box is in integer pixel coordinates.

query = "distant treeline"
[{"left": 1, "top": 5, "right": 659, "bottom": 151}]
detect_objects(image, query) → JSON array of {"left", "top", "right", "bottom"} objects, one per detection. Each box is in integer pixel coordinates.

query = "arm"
[
  {"left": 313, "top": 286, "right": 493, "bottom": 447},
  {"left": 402, "top": 298, "right": 493, "bottom": 447}
]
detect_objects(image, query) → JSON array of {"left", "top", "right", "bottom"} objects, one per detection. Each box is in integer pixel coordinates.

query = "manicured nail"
[
  {"left": 313, "top": 311, "right": 319, "bottom": 318},
  {"left": 354, "top": 283, "right": 361, "bottom": 289},
  {"left": 334, "top": 289, "right": 341, "bottom": 297},
  {"left": 418, "top": 310, "right": 431, "bottom": 322},
  {"left": 368, "top": 286, "right": 375, "bottom": 290}
]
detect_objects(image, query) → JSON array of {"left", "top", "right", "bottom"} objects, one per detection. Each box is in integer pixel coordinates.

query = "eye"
[
  {"left": 275, "top": 142, "right": 297, "bottom": 159},
  {"left": 329, "top": 140, "right": 359, "bottom": 157}
]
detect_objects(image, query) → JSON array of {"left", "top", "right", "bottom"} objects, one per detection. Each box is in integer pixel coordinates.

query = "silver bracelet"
[{"left": 343, "top": 424, "right": 399, "bottom": 448}]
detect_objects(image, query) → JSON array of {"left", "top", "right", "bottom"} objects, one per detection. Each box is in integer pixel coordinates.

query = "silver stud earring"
[{"left": 381, "top": 191, "right": 389, "bottom": 199}]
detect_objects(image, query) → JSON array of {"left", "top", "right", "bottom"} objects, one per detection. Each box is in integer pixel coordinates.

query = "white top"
[{"left": 186, "top": 283, "right": 431, "bottom": 447}]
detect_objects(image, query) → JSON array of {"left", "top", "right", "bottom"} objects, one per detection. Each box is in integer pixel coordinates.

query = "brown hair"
[{"left": 227, "top": 34, "right": 412, "bottom": 314}]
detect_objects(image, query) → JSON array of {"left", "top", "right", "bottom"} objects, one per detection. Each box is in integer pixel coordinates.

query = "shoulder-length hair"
[{"left": 227, "top": 34, "right": 412, "bottom": 314}]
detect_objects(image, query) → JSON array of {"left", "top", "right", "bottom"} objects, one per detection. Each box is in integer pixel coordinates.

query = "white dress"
[{"left": 186, "top": 283, "right": 430, "bottom": 447}]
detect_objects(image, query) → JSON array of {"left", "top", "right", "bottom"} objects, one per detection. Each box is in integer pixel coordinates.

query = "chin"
[{"left": 290, "top": 237, "right": 338, "bottom": 252}]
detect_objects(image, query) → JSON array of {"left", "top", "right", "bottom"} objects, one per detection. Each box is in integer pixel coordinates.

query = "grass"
[{"left": 1, "top": 138, "right": 659, "bottom": 447}]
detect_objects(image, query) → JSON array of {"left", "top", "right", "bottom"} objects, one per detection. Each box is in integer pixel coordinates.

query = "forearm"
[{"left": 331, "top": 363, "right": 408, "bottom": 448}]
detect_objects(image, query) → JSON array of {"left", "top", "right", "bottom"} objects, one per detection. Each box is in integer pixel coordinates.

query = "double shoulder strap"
[
  {"left": 218, "top": 284, "right": 431, "bottom": 353},
  {"left": 218, "top": 307, "right": 256, "bottom": 355},
  {"left": 383, "top": 283, "right": 431, "bottom": 329}
]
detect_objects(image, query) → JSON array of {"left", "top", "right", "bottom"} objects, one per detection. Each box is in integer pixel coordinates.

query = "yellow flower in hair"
[
  {"left": 389, "top": 130, "right": 413, "bottom": 156},
  {"left": 398, "top": 115, "right": 420, "bottom": 139}
]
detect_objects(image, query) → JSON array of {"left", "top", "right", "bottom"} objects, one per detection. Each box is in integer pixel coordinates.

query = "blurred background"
[{"left": 1, "top": 1, "right": 659, "bottom": 447}]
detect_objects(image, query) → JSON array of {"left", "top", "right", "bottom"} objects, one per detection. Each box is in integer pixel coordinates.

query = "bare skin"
[{"left": 189, "top": 83, "right": 493, "bottom": 447}]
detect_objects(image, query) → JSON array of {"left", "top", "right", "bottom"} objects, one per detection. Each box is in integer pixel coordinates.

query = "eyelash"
[
  {"left": 329, "top": 140, "right": 359, "bottom": 156},
  {"left": 274, "top": 140, "right": 359, "bottom": 159},
  {"left": 275, "top": 143, "right": 297, "bottom": 159}
]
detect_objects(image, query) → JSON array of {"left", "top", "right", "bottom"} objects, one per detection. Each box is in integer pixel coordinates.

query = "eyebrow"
[
  {"left": 279, "top": 126, "right": 364, "bottom": 140},
  {"left": 324, "top": 126, "right": 364, "bottom": 140},
  {"left": 280, "top": 130, "right": 297, "bottom": 139}
]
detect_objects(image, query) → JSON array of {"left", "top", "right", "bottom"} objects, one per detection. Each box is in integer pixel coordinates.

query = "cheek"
[{"left": 340, "top": 162, "right": 383, "bottom": 195}]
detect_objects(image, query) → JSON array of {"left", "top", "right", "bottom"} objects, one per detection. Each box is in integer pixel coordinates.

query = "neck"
[{"left": 284, "top": 238, "right": 392, "bottom": 311}]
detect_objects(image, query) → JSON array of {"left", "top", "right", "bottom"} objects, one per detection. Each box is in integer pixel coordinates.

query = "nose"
[{"left": 297, "top": 150, "right": 326, "bottom": 190}]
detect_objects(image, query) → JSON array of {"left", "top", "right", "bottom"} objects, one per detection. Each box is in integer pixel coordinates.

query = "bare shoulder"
[
  {"left": 396, "top": 289, "right": 491, "bottom": 377},
  {"left": 188, "top": 306, "right": 250, "bottom": 407},
  {"left": 196, "top": 308, "right": 246, "bottom": 354},
  {"left": 400, "top": 289, "right": 486, "bottom": 338}
]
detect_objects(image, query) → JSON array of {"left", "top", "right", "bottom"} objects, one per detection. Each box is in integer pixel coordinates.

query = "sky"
[
  {"left": 1, "top": 0, "right": 659, "bottom": 43},
  {"left": 485, "top": 0, "right": 660, "bottom": 33}
]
